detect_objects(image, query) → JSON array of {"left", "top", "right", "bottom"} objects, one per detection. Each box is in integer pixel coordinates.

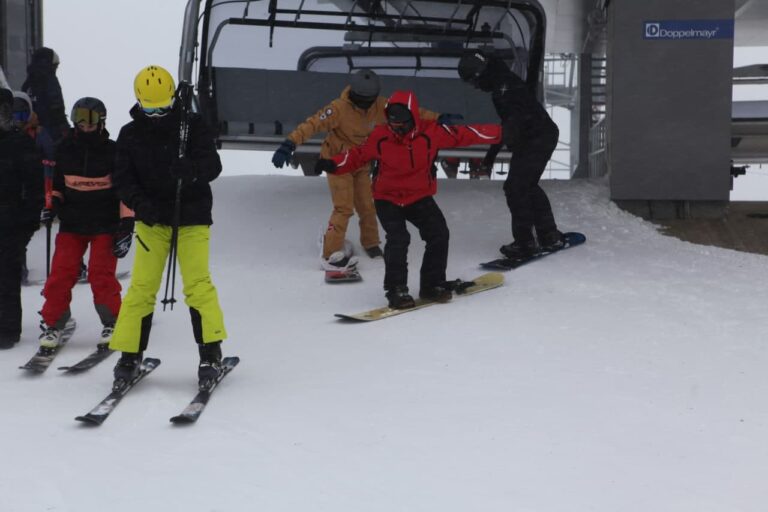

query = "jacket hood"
[{"left": 385, "top": 90, "right": 421, "bottom": 136}]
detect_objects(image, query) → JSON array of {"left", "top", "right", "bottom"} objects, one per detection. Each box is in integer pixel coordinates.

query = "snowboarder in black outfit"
[
  {"left": 0, "top": 88, "right": 44, "bottom": 349},
  {"left": 458, "top": 51, "right": 564, "bottom": 258}
]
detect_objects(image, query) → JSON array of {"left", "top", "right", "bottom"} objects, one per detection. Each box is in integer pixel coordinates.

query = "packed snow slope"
[{"left": 3, "top": 175, "right": 767, "bottom": 512}]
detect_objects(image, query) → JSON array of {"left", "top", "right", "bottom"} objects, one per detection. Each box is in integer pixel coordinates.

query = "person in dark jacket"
[
  {"left": 458, "top": 51, "right": 564, "bottom": 258},
  {"left": 12, "top": 90, "right": 54, "bottom": 284},
  {"left": 0, "top": 88, "right": 44, "bottom": 349},
  {"left": 110, "top": 65, "right": 227, "bottom": 391},
  {"left": 315, "top": 90, "right": 501, "bottom": 309},
  {"left": 21, "top": 47, "right": 70, "bottom": 144},
  {"left": 38, "top": 97, "right": 131, "bottom": 352}
]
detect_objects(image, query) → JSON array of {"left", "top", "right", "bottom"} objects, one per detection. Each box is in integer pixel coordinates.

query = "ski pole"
[
  {"left": 42, "top": 160, "right": 55, "bottom": 278},
  {"left": 161, "top": 82, "right": 192, "bottom": 311}
]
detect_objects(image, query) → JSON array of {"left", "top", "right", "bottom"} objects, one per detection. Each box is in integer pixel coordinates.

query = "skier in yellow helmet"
[{"left": 109, "top": 65, "right": 227, "bottom": 390}]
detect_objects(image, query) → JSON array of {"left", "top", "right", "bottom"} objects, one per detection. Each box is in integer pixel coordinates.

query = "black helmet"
[
  {"left": 70, "top": 97, "right": 107, "bottom": 126},
  {"left": 385, "top": 103, "right": 414, "bottom": 135},
  {"left": 458, "top": 52, "right": 489, "bottom": 83}
]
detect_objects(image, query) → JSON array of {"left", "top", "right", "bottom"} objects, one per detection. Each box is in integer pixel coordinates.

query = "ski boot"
[
  {"left": 38, "top": 324, "right": 63, "bottom": 355},
  {"left": 385, "top": 285, "right": 416, "bottom": 310},
  {"left": 198, "top": 341, "right": 223, "bottom": 391},
  {"left": 98, "top": 324, "right": 114, "bottom": 352},
  {"left": 113, "top": 352, "right": 143, "bottom": 391},
  {"left": 325, "top": 250, "right": 357, "bottom": 270},
  {"left": 538, "top": 230, "right": 566, "bottom": 252},
  {"left": 500, "top": 239, "right": 538, "bottom": 259},
  {"left": 364, "top": 245, "right": 384, "bottom": 258},
  {"left": 419, "top": 285, "right": 453, "bottom": 303},
  {"left": 0, "top": 333, "right": 19, "bottom": 350}
]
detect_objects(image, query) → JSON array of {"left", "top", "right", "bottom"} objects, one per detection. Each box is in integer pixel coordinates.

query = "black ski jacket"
[
  {"left": 53, "top": 129, "right": 121, "bottom": 234},
  {"left": 113, "top": 105, "right": 222, "bottom": 226},
  {"left": 0, "top": 128, "right": 44, "bottom": 231},
  {"left": 482, "top": 57, "right": 558, "bottom": 154}
]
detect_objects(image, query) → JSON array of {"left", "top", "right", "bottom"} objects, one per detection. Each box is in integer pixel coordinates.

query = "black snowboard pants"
[
  {"left": 503, "top": 125, "right": 560, "bottom": 243},
  {"left": 0, "top": 229, "right": 25, "bottom": 344},
  {"left": 375, "top": 196, "right": 449, "bottom": 292}
]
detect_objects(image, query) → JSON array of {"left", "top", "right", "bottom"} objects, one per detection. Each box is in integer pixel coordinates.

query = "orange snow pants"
[{"left": 322, "top": 165, "right": 380, "bottom": 258}]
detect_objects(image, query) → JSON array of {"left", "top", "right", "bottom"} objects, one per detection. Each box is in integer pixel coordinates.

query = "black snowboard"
[{"left": 480, "top": 232, "right": 586, "bottom": 270}]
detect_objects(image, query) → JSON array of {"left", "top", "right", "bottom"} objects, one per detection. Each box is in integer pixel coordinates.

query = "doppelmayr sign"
[{"left": 643, "top": 19, "right": 734, "bottom": 40}]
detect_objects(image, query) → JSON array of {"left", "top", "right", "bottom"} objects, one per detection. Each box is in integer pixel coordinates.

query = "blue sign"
[{"left": 643, "top": 19, "right": 734, "bottom": 40}]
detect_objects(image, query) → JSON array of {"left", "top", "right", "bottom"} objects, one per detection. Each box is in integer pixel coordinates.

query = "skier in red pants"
[{"left": 38, "top": 97, "right": 133, "bottom": 351}]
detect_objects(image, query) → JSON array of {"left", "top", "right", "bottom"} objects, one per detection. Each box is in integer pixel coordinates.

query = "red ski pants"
[{"left": 41, "top": 232, "right": 121, "bottom": 328}]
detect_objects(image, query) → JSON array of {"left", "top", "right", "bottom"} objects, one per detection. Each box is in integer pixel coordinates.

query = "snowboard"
[
  {"left": 325, "top": 268, "right": 362, "bottom": 283},
  {"left": 335, "top": 272, "right": 504, "bottom": 322},
  {"left": 25, "top": 270, "right": 131, "bottom": 287},
  {"left": 480, "top": 232, "right": 586, "bottom": 271}
]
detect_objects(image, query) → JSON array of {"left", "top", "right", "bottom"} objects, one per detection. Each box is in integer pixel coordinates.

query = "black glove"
[
  {"left": 271, "top": 139, "right": 296, "bottom": 168},
  {"left": 134, "top": 200, "right": 160, "bottom": 227},
  {"left": 40, "top": 197, "right": 61, "bottom": 225},
  {"left": 112, "top": 218, "right": 135, "bottom": 258},
  {"left": 314, "top": 159, "right": 337, "bottom": 176},
  {"left": 170, "top": 156, "right": 198, "bottom": 183},
  {"left": 437, "top": 113, "right": 464, "bottom": 125}
]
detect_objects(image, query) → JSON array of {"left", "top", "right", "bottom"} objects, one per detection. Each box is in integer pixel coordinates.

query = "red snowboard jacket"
[{"left": 330, "top": 90, "right": 501, "bottom": 206}]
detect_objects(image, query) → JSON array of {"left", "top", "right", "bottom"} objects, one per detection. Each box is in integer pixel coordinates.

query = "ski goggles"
[
  {"left": 12, "top": 110, "right": 30, "bottom": 123},
  {"left": 72, "top": 107, "right": 104, "bottom": 125},
  {"left": 142, "top": 105, "right": 173, "bottom": 118}
]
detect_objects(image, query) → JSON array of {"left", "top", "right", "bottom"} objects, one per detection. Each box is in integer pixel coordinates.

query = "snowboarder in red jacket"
[{"left": 315, "top": 90, "right": 501, "bottom": 309}]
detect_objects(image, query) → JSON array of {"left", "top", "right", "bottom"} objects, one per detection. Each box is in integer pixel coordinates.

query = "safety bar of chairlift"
[{"left": 217, "top": 135, "right": 512, "bottom": 159}]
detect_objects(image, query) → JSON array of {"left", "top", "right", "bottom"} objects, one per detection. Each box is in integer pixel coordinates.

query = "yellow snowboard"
[{"left": 335, "top": 272, "right": 504, "bottom": 322}]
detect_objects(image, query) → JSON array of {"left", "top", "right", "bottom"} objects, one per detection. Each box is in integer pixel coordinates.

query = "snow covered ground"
[{"left": 3, "top": 175, "right": 767, "bottom": 512}]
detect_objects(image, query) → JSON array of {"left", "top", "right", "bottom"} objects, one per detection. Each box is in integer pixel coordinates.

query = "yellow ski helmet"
[{"left": 133, "top": 65, "right": 176, "bottom": 109}]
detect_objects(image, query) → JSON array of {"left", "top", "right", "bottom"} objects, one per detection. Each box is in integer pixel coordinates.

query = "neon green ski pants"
[{"left": 109, "top": 222, "right": 227, "bottom": 353}]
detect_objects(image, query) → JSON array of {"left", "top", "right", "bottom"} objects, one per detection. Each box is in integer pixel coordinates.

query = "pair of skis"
[
  {"left": 19, "top": 319, "right": 115, "bottom": 375},
  {"left": 75, "top": 356, "right": 240, "bottom": 426}
]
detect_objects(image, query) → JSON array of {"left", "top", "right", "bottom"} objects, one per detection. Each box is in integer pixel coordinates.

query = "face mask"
[
  {"left": 76, "top": 129, "right": 102, "bottom": 144},
  {"left": 349, "top": 91, "right": 376, "bottom": 110},
  {"left": 388, "top": 119, "right": 414, "bottom": 136}
]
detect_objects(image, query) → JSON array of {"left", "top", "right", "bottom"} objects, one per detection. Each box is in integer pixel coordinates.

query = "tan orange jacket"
[{"left": 287, "top": 86, "right": 439, "bottom": 159}]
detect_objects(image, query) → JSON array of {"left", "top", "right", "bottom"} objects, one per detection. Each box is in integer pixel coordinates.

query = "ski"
[
  {"left": 19, "top": 318, "right": 77, "bottom": 373},
  {"left": 75, "top": 357, "right": 161, "bottom": 426},
  {"left": 58, "top": 343, "right": 115, "bottom": 373},
  {"left": 170, "top": 356, "right": 240, "bottom": 425},
  {"left": 325, "top": 268, "right": 362, "bottom": 283},
  {"left": 480, "top": 232, "right": 586, "bottom": 271},
  {"left": 335, "top": 272, "right": 504, "bottom": 322}
]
